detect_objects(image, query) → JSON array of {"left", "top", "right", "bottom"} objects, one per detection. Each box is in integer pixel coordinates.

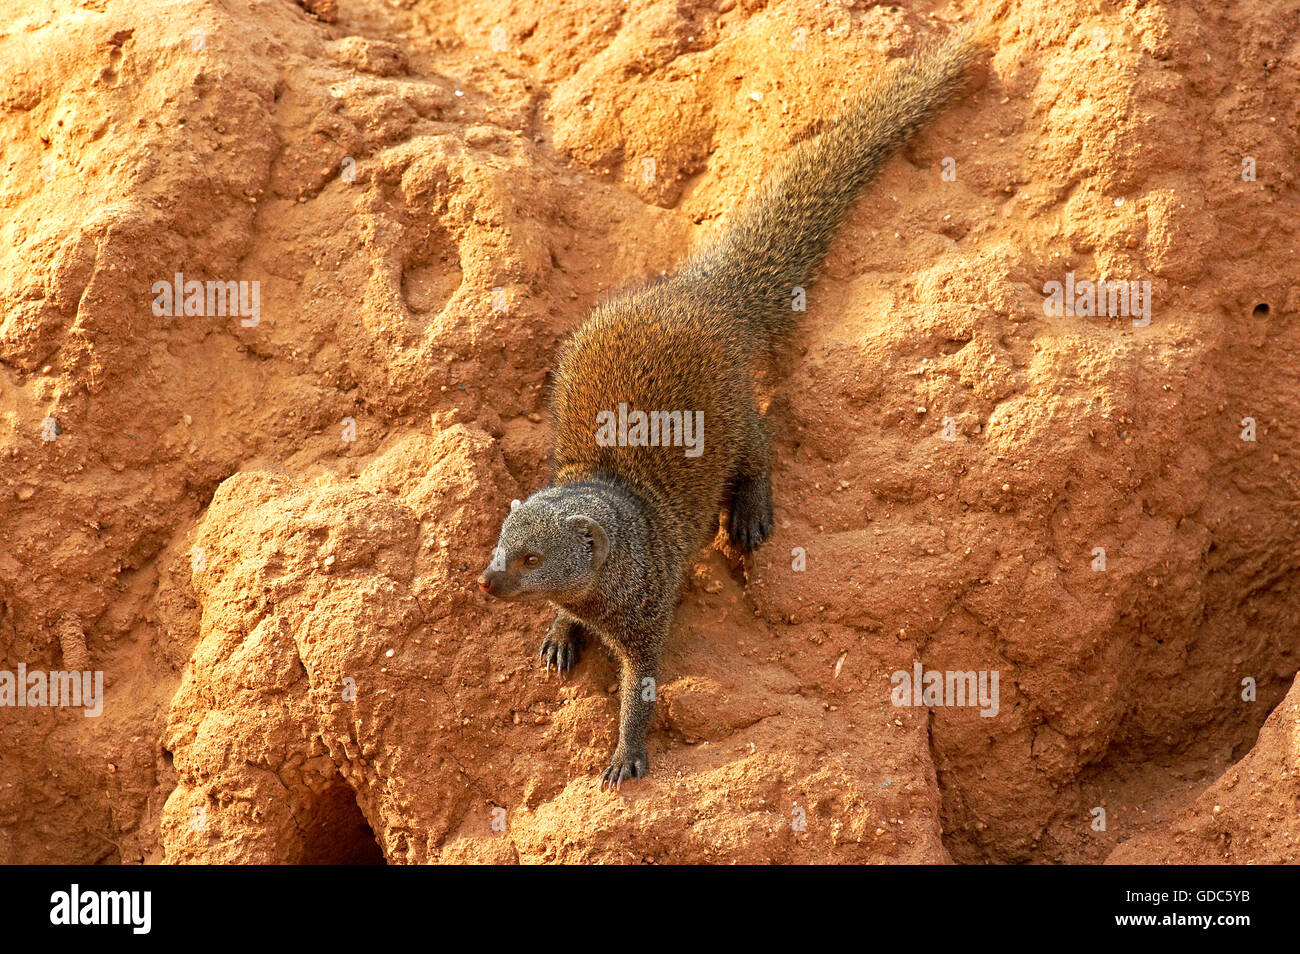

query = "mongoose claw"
[
  {"left": 539, "top": 635, "right": 580, "bottom": 678},
  {"left": 599, "top": 749, "right": 648, "bottom": 790}
]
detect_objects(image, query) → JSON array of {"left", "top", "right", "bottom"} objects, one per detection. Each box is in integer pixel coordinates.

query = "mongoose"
[{"left": 479, "top": 32, "right": 978, "bottom": 789}]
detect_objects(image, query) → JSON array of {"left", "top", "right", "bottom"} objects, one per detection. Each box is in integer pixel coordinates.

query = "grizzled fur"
[{"left": 480, "top": 33, "right": 978, "bottom": 788}]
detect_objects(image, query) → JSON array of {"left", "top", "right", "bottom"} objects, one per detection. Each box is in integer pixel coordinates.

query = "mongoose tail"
[{"left": 681, "top": 30, "right": 978, "bottom": 349}]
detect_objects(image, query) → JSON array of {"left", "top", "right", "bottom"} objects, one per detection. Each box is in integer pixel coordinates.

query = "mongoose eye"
[{"left": 522, "top": 554, "right": 541, "bottom": 569}]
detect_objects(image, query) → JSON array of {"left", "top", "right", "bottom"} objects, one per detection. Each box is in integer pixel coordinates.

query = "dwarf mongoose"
[{"left": 479, "top": 32, "right": 978, "bottom": 788}]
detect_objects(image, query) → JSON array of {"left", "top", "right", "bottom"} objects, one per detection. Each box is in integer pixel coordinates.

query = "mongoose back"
[{"left": 479, "top": 33, "right": 978, "bottom": 788}]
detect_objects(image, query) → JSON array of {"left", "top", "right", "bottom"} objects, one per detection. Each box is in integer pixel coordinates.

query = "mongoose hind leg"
[
  {"left": 727, "top": 407, "right": 775, "bottom": 554},
  {"left": 729, "top": 473, "right": 774, "bottom": 553},
  {"left": 540, "top": 609, "right": 586, "bottom": 677}
]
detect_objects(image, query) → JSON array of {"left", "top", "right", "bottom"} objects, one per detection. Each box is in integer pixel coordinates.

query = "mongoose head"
[{"left": 478, "top": 491, "right": 610, "bottom": 601}]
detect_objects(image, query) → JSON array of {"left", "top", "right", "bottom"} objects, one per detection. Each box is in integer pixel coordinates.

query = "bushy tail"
[{"left": 680, "top": 30, "right": 978, "bottom": 349}]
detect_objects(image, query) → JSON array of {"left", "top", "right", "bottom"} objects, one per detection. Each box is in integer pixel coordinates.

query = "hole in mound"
[
  {"left": 402, "top": 258, "right": 462, "bottom": 314},
  {"left": 299, "top": 783, "right": 385, "bottom": 865},
  {"left": 1252, "top": 303, "right": 1270, "bottom": 317},
  {"left": 401, "top": 229, "right": 463, "bottom": 317}
]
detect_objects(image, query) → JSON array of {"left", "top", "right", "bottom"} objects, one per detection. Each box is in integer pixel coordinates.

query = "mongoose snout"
[{"left": 478, "top": 487, "right": 613, "bottom": 602}]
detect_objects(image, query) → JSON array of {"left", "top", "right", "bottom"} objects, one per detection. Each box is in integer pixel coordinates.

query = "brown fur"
[{"left": 551, "top": 281, "right": 749, "bottom": 557}]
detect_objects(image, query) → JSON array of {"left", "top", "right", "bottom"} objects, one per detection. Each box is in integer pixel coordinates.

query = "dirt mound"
[
  {"left": 161, "top": 427, "right": 948, "bottom": 863},
  {"left": 1107, "top": 675, "right": 1300, "bottom": 864},
  {"left": 1, "top": 0, "right": 1297, "bottom": 864}
]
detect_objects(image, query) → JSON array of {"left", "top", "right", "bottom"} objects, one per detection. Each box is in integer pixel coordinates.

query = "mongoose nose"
[{"left": 478, "top": 573, "right": 494, "bottom": 594}]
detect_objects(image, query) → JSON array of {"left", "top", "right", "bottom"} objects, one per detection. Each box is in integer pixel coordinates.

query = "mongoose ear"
[
  {"left": 566, "top": 514, "right": 610, "bottom": 570},
  {"left": 510, "top": 499, "right": 522, "bottom": 512}
]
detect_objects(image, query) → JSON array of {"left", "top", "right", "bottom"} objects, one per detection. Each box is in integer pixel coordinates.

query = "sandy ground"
[{"left": 0, "top": 0, "right": 1297, "bottom": 864}]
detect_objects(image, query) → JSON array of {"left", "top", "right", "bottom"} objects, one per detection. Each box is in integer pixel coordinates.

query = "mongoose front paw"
[
  {"left": 599, "top": 748, "right": 648, "bottom": 790},
  {"left": 539, "top": 625, "right": 584, "bottom": 677}
]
